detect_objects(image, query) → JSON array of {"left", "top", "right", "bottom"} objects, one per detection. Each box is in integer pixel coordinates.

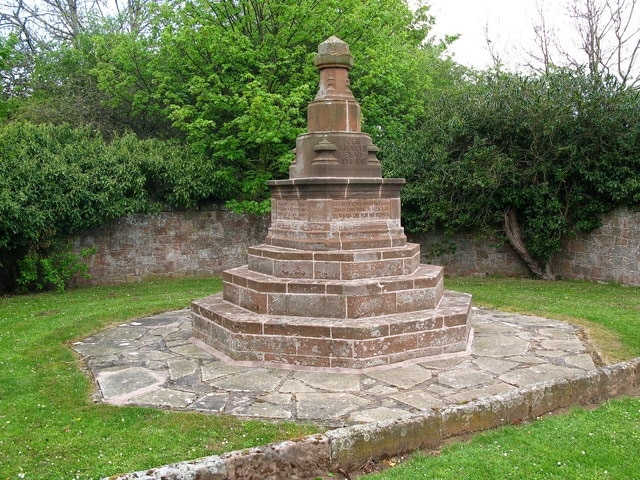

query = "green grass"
[
  {"left": 362, "top": 276, "right": 640, "bottom": 480},
  {"left": 0, "top": 278, "right": 319, "bottom": 480}
]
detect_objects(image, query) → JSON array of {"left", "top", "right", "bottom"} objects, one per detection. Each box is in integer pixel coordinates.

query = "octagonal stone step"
[
  {"left": 191, "top": 290, "right": 472, "bottom": 371},
  {"left": 222, "top": 264, "right": 443, "bottom": 318},
  {"left": 248, "top": 243, "right": 421, "bottom": 280}
]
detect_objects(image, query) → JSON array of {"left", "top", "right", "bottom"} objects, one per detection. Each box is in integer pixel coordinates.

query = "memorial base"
[{"left": 192, "top": 289, "right": 472, "bottom": 372}]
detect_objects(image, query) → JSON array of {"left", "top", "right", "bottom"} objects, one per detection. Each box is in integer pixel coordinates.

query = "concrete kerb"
[{"left": 108, "top": 358, "right": 640, "bottom": 480}]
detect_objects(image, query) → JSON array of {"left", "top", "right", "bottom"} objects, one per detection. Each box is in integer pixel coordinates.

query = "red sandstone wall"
[
  {"left": 417, "top": 208, "right": 640, "bottom": 286},
  {"left": 551, "top": 208, "right": 640, "bottom": 286},
  {"left": 70, "top": 207, "right": 269, "bottom": 285},
  {"left": 408, "top": 231, "right": 531, "bottom": 278},
  {"left": 70, "top": 207, "right": 639, "bottom": 286}
]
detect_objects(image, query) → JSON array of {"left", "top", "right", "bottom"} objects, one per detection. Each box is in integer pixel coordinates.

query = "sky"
[{"left": 424, "top": 0, "right": 571, "bottom": 70}]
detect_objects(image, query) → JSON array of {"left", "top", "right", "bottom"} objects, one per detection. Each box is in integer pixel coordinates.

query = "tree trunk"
[{"left": 503, "top": 207, "right": 556, "bottom": 280}]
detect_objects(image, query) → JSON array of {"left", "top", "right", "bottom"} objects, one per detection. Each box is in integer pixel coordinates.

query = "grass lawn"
[
  {"left": 362, "top": 276, "right": 640, "bottom": 480},
  {"left": 0, "top": 278, "right": 320, "bottom": 480}
]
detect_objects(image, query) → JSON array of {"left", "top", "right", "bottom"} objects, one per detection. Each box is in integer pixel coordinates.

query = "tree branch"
[{"left": 504, "top": 207, "right": 556, "bottom": 280}]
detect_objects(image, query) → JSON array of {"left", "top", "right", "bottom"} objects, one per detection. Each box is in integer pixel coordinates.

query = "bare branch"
[
  {"left": 483, "top": 20, "right": 504, "bottom": 70},
  {"left": 526, "top": 0, "right": 562, "bottom": 74},
  {"left": 526, "top": 0, "right": 639, "bottom": 86}
]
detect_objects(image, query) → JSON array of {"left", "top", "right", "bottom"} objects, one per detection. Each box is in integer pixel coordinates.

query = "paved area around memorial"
[{"left": 72, "top": 307, "right": 600, "bottom": 427}]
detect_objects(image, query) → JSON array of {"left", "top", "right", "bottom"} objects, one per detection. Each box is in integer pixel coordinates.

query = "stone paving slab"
[{"left": 72, "top": 307, "right": 600, "bottom": 427}]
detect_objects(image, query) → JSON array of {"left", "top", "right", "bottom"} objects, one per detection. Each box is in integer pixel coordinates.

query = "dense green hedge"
[
  {"left": 0, "top": 122, "right": 236, "bottom": 292},
  {"left": 383, "top": 69, "right": 640, "bottom": 276}
]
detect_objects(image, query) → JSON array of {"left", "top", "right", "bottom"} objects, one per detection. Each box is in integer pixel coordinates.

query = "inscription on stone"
[
  {"left": 276, "top": 201, "right": 307, "bottom": 221},
  {"left": 333, "top": 200, "right": 390, "bottom": 220},
  {"left": 339, "top": 137, "right": 368, "bottom": 165}
]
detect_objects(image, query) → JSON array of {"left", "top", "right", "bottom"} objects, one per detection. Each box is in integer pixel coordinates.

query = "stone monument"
[{"left": 192, "top": 36, "right": 473, "bottom": 371}]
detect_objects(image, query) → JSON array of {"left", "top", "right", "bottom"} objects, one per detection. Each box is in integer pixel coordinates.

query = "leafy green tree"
[
  {"left": 10, "top": 34, "right": 119, "bottom": 131},
  {"left": 0, "top": 32, "right": 27, "bottom": 119},
  {"left": 384, "top": 68, "right": 640, "bottom": 279},
  {"left": 92, "top": 0, "right": 451, "bottom": 210},
  {"left": 0, "top": 0, "right": 168, "bottom": 135},
  {"left": 89, "top": 24, "right": 176, "bottom": 137}
]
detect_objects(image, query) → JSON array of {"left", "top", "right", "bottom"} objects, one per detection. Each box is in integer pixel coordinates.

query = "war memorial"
[{"left": 191, "top": 36, "right": 473, "bottom": 371}]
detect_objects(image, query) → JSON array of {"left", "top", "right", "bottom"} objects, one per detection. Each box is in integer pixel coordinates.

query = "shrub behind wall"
[{"left": 0, "top": 122, "right": 236, "bottom": 292}]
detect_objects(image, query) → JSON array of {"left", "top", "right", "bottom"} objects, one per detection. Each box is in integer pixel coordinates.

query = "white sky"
[{"left": 425, "top": 0, "right": 572, "bottom": 70}]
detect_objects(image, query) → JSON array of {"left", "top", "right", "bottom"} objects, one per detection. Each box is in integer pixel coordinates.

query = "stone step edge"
[
  {"left": 107, "top": 358, "right": 640, "bottom": 480},
  {"left": 192, "top": 289, "right": 470, "bottom": 332},
  {"left": 224, "top": 263, "right": 443, "bottom": 291},
  {"left": 248, "top": 242, "right": 420, "bottom": 262},
  {"left": 268, "top": 176, "right": 407, "bottom": 186}
]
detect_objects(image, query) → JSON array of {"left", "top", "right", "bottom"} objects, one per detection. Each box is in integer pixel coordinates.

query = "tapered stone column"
[{"left": 192, "top": 37, "right": 473, "bottom": 371}]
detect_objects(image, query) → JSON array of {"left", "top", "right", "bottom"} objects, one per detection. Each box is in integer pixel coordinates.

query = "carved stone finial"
[
  {"left": 308, "top": 36, "right": 359, "bottom": 132},
  {"left": 289, "top": 36, "right": 381, "bottom": 178},
  {"left": 315, "top": 36, "right": 354, "bottom": 68}
]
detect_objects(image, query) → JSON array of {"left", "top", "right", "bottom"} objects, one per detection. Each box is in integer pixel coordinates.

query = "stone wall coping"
[{"left": 108, "top": 357, "right": 640, "bottom": 480}]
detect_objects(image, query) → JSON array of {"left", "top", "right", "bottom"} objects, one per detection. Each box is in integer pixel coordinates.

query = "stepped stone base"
[
  {"left": 190, "top": 183, "right": 475, "bottom": 370},
  {"left": 191, "top": 290, "right": 472, "bottom": 371}
]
